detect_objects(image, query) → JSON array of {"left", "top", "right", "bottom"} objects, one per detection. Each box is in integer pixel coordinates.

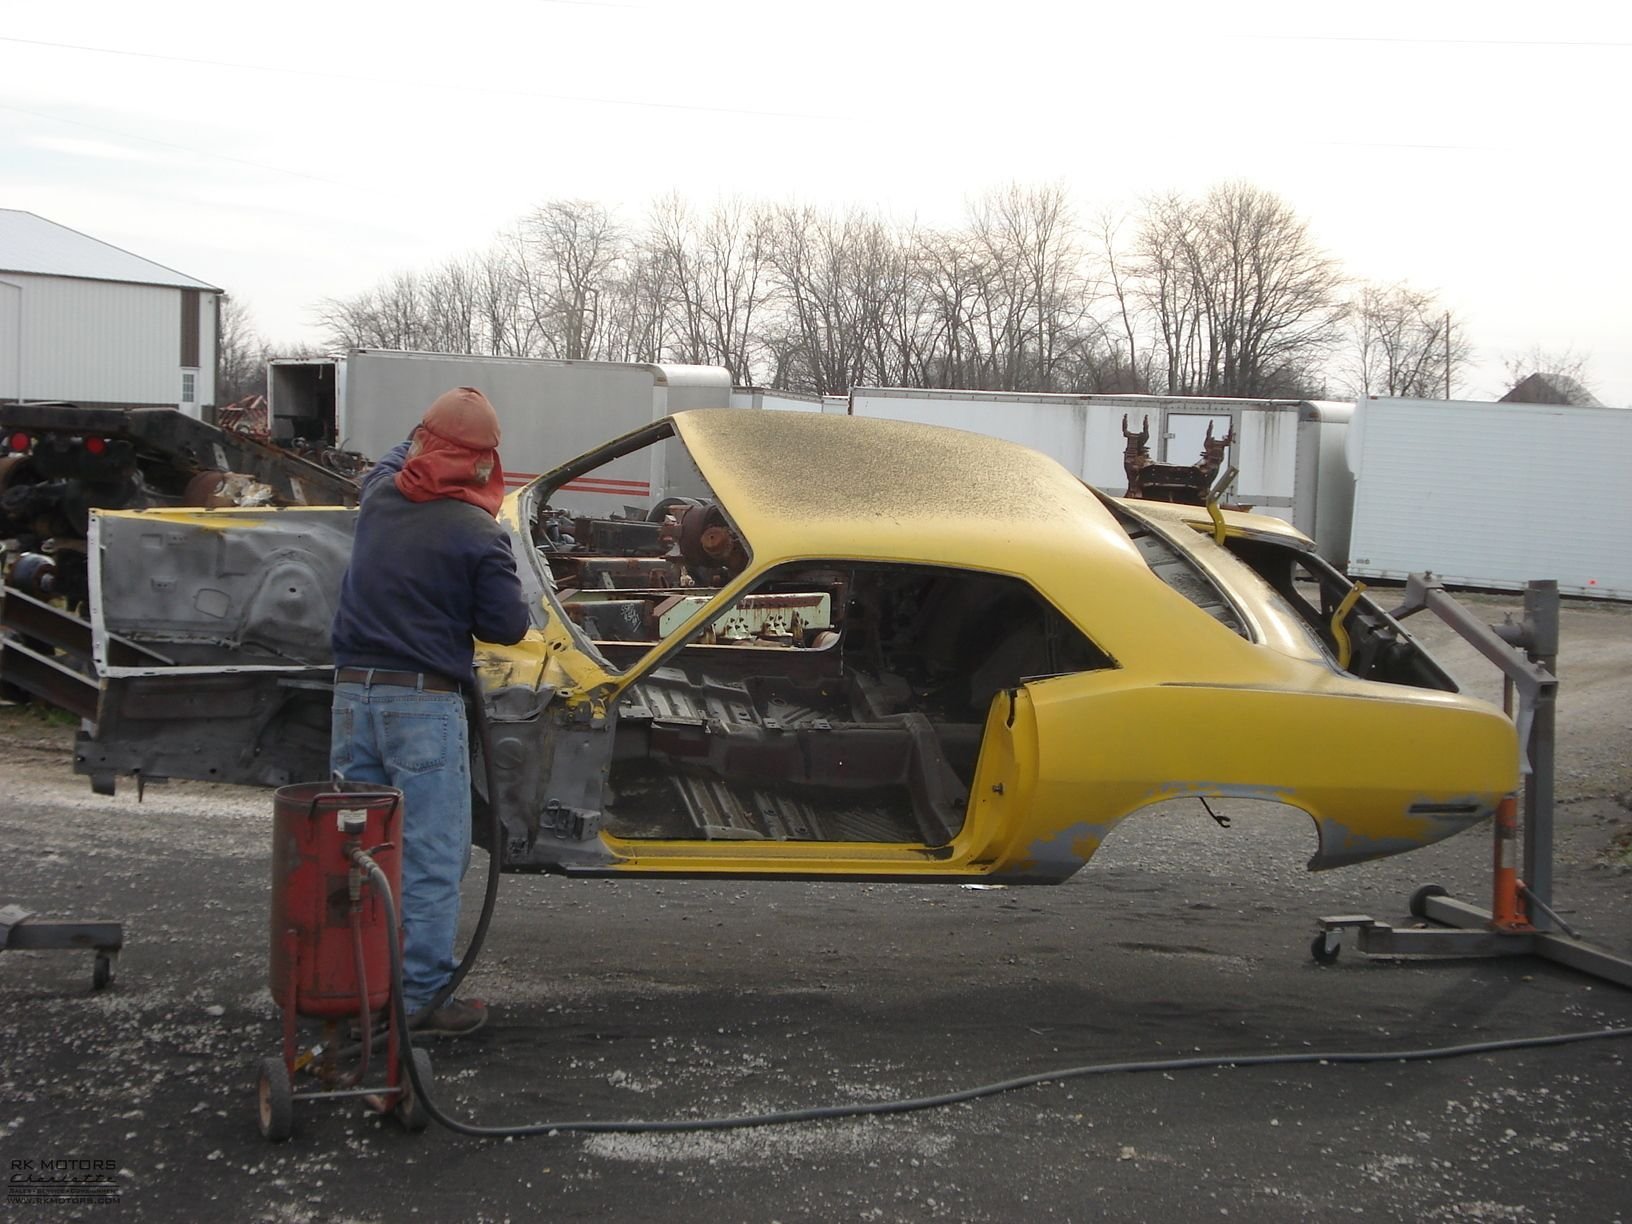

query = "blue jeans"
[{"left": 330, "top": 681, "right": 471, "bottom": 1013}]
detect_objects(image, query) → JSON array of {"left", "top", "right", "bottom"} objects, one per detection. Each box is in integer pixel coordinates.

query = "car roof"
[
  {"left": 673, "top": 408, "right": 1141, "bottom": 568},
  {"left": 668, "top": 409, "right": 1338, "bottom": 676},
  {"left": 671, "top": 409, "right": 1272, "bottom": 663}
]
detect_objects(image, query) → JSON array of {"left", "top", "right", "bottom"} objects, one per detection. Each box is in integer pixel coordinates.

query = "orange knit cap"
[{"left": 421, "top": 387, "right": 500, "bottom": 449}]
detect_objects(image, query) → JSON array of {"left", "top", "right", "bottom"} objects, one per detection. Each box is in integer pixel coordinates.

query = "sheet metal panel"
[{"left": 728, "top": 387, "right": 824, "bottom": 412}]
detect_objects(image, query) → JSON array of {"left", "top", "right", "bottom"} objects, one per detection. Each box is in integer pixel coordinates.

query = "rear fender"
[{"left": 983, "top": 673, "right": 1517, "bottom": 879}]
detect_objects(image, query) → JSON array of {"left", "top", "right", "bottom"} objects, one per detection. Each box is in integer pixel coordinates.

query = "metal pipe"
[
  {"left": 1518, "top": 882, "right": 1578, "bottom": 939},
  {"left": 1522, "top": 580, "right": 1560, "bottom": 929}
]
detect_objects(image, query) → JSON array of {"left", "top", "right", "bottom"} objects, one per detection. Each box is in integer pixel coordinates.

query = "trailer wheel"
[
  {"left": 395, "top": 1049, "right": 433, "bottom": 1133},
  {"left": 257, "top": 1057, "right": 295, "bottom": 1142},
  {"left": 1409, "top": 884, "right": 1448, "bottom": 920},
  {"left": 1310, "top": 931, "right": 1341, "bottom": 966}
]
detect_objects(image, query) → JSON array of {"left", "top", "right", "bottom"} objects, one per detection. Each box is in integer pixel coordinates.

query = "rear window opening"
[
  {"left": 1102, "top": 498, "right": 1456, "bottom": 692},
  {"left": 1221, "top": 538, "right": 1457, "bottom": 691},
  {"left": 600, "top": 562, "right": 1113, "bottom": 846}
]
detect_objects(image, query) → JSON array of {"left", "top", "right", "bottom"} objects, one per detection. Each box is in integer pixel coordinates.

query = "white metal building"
[{"left": 0, "top": 209, "right": 222, "bottom": 416}]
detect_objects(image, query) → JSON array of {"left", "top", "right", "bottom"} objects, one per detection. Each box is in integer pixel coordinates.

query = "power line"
[
  {"left": 0, "top": 35, "right": 840, "bottom": 121},
  {"left": 0, "top": 103, "right": 356, "bottom": 188},
  {"left": 1239, "top": 33, "right": 1632, "bottom": 49}
]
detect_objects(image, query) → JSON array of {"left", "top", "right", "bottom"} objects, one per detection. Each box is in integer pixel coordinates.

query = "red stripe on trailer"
[
  {"left": 499, "top": 473, "right": 653, "bottom": 493},
  {"left": 561, "top": 478, "right": 652, "bottom": 494}
]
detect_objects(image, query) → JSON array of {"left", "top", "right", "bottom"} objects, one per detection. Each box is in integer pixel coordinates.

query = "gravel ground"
[{"left": 1, "top": 593, "right": 1629, "bottom": 1222}]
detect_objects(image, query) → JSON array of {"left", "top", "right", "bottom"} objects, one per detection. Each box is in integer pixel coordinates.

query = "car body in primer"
[{"left": 82, "top": 410, "right": 1518, "bottom": 883}]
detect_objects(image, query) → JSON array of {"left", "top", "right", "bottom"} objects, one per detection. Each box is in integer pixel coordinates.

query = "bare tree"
[
  {"left": 646, "top": 194, "right": 709, "bottom": 366},
  {"left": 1345, "top": 282, "right": 1471, "bottom": 398},
  {"left": 306, "top": 182, "right": 1398, "bottom": 405},
  {"left": 598, "top": 247, "right": 663, "bottom": 365},
  {"left": 217, "top": 296, "right": 266, "bottom": 402},
  {"left": 1133, "top": 183, "right": 1347, "bottom": 398},
  {"left": 513, "top": 200, "right": 627, "bottom": 360},
  {"left": 643, "top": 196, "right": 773, "bottom": 380},
  {"left": 418, "top": 258, "right": 481, "bottom": 355},
  {"left": 961, "top": 184, "right": 1097, "bottom": 391},
  {"left": 911, "top": 228, "right": 986, "bottom": 387},
  {"left": 471, "top": 249, "right": 530, "bottom": 356},
  {"left": 699, "top": 199, "right": 774, "bottom": 382},
  {"left": 762, "top": 205, "right": 887, "bottom": 395},
  {"left": 315, "top": 272, "right": 435, "bottom": 352},
  {"left": 1092, "top": 211, "right": 1153, "bottom": 393}
]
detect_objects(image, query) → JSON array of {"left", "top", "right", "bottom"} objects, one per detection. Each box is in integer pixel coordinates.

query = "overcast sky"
[{"left": 4, "top": 0, "right": 1628, "bottom": 404}]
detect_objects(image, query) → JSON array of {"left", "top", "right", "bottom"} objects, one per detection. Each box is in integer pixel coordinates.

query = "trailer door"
[{"left": 1161, "top": 409, "right": 1234, "bottom": 466}]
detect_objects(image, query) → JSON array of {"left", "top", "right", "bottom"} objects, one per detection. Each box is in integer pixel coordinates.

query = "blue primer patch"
[
  {"left": 1016, "top": 821, "right": 1110, "bottom": 880},
  {"left": 1313, "top": 797, "right": 1493, "bottom": 870}
]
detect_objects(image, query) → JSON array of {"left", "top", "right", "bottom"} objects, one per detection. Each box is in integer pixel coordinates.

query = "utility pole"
[{"left": 1444, "top": 310, "right": 1452, "bottom": 399}]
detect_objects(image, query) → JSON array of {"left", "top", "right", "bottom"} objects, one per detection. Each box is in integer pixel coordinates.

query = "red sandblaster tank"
[{"left": 269, "top": 782, "right": 403, "bottom": 1018}]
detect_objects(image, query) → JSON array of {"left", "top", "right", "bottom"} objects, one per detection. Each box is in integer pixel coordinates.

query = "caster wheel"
[
  {"left": 92, "top": 954, "right": 113, "bottom": 990},
  {"left": 395, "top": 1048, "right": 433, "bottom": 1133},
  {"left": 1410, "top": 884, "right": 1448, "bottom": 919},
  {"left": 1310, "top": 931, "right": 1341, "bottom": 966},
  {"left": 257, "top": 1057, "right": 295, "bottom": 1142}
]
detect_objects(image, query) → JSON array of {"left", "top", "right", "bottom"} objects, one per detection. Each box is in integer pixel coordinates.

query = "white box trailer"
[
  {"left": 1346, "top": 396, "right": 1632, "bottom": 600},
  {"left": 847, "top": 389, "right": 1355, "bottom": 563},
  {"left": 728, "top": 386, "right": 825, "bottom": 413},
  {"left": 267, "top": 350, "right": 733, "bottom": 517}
]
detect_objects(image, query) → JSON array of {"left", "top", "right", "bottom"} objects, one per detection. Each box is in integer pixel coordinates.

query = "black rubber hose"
[
  {"left": 350, "top": 848, "right": 1632, "bottom": 1139},
  {"left": 418, "top": 675, "right": 504, "bottom": 1017}
]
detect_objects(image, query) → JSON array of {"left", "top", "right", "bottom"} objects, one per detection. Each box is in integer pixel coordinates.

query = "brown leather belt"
[{"left": 334, "top": 667, "right": 461, "bottom": 693}]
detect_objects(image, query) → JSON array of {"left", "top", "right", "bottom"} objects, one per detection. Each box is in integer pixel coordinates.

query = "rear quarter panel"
[{"left": 976, "top": 670, "right": 1518, "bottom": 880}]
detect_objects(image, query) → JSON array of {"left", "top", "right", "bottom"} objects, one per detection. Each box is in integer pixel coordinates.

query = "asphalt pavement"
[{"left": 2, "top": 595, "right": 1629, "bottom": 1222}]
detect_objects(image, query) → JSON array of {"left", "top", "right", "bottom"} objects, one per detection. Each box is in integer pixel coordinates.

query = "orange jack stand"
[{"left": 1489, "top": 795, "right": 1531, "bottom": 933}]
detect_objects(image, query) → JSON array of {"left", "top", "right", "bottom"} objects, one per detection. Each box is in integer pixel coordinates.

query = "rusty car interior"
[{"left": 531, "top": 500, "right": 1111, "bottom": 848}]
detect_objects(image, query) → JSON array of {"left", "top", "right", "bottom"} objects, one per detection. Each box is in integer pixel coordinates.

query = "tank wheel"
[
  {"left": 92, "top": 953, "right": 114, "bottom": 990},
  {"left": 1410, "top": 884, "right": 1449, "bottom": 919},
  {"left": 395, "top": 1048, "right": 433, "bottom": 1133},
  {"left": 1310, "top": 931, "right": 1341, "bottom": 966},
  {"left": 257, "top": 1057, "right": 295, "bottom": 1142}
]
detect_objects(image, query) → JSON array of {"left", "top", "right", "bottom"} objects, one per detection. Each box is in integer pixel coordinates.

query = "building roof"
[
  {"left": 0, "top": 209, "right": 220, "bottom": 291},
  {"left": 1499, "top": 372, "right": 1602, "bottom": 408}
]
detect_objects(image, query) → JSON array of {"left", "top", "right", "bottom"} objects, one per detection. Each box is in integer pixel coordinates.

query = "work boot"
[{"left": 409, "top": 997, "right": 488, "bottom": 1037}]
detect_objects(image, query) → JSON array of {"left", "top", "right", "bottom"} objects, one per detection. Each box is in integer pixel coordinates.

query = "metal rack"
[
  {"left": 1314, "top": 576, "right": 1632, "bottom": 990},
  {"left": 0, "top": 905, "right": 121, "bottom": 989}
]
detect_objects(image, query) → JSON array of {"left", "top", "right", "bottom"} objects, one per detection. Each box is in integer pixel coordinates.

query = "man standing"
[{"left": 330, "top": 387, "right": 530, "bottom": 1036}]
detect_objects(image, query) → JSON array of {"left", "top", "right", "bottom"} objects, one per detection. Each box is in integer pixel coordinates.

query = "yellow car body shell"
[{"left": 480, "top": 410, "right": 1518, "bottom": 880}]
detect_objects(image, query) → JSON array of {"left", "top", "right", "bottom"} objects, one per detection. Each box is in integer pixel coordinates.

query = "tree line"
[{"left": 224, "top": 181, "right": 1510, "bottom": 404}]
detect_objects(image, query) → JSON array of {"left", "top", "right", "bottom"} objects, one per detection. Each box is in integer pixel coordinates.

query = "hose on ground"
[{"left": 350, "top": 847, "right": 1632, "bottom": 1139}]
